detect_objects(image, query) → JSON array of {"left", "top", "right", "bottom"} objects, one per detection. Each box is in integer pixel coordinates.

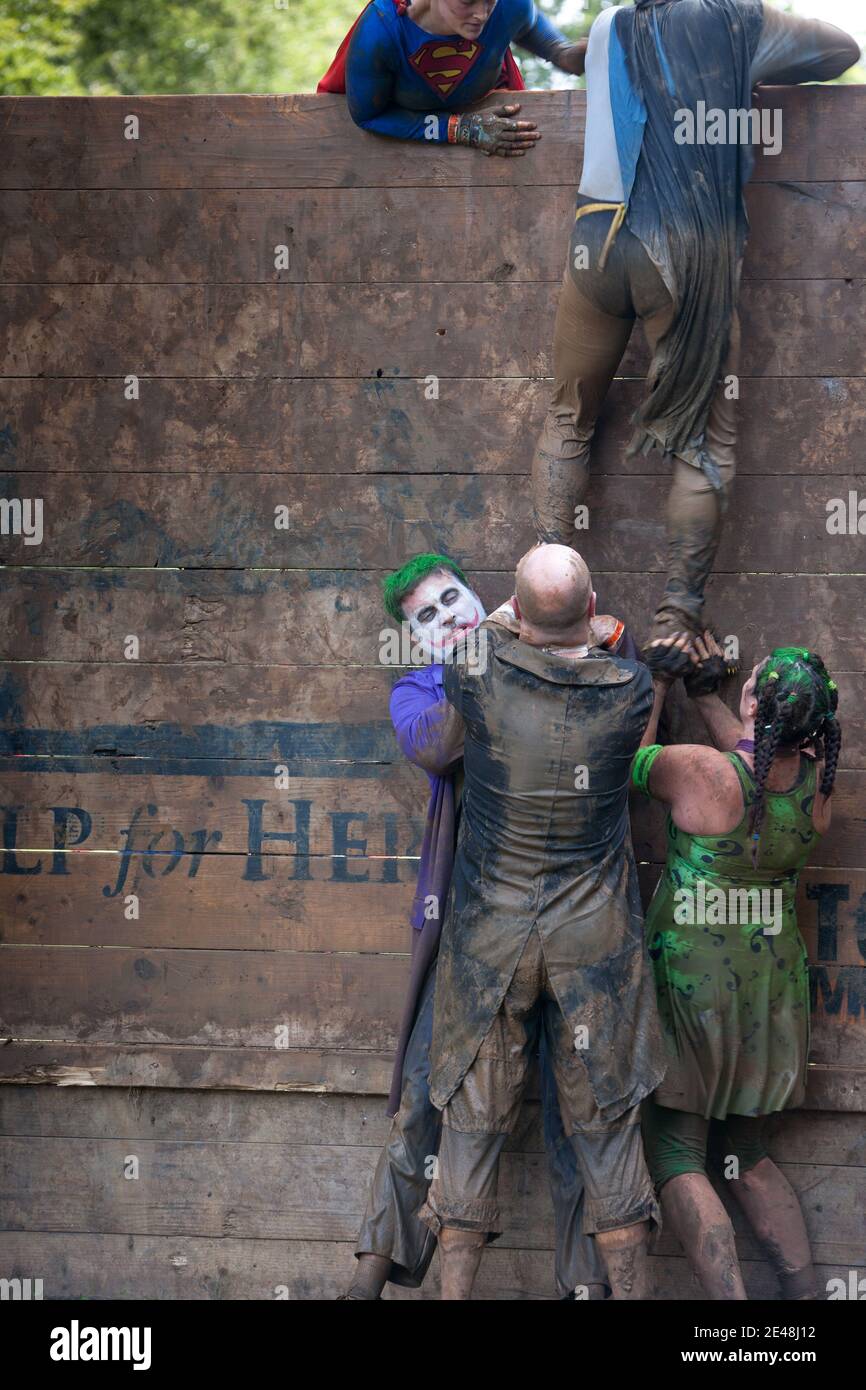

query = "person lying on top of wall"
[{"left": 318, "top": 0, "right": 586, "bottom": 157}]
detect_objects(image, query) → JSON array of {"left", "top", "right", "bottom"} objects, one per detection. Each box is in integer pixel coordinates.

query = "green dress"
[{"left": 642, "top": 750, "right": 820, "bottom": 1120}]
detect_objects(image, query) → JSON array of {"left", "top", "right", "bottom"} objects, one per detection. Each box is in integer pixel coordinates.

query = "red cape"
[{"left": 317, "top": 1, "right": 525, "bottom": 94}]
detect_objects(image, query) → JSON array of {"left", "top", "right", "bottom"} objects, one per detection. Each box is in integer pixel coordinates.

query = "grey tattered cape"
[{"left": 428, "top": 622, "right": 666, "bottom": 1122}]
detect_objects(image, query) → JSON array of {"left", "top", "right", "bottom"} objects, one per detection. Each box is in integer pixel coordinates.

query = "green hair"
[
  {"left": 750, "top": 646, "right": 841, "bottom": 867},
  {"left": 381, "top": 552, "right": 469, "bottom": 623},
  {"left": 755, "top": 647, "right": 838, "bottom": 736}
]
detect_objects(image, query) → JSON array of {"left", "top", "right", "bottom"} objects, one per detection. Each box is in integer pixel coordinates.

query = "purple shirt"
[
  {"left": 386, "top": 662, "right": 460, "bottom": 1112},
  {"left": 389, "top": 663, "right": 455, "bottom": 930}
]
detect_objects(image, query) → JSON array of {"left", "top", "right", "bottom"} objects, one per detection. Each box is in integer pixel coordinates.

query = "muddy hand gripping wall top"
[{"left": 0, "top": 89, "right": 863, "bottom": 1115}]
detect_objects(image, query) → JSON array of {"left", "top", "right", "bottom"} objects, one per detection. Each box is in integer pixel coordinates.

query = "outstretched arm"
[
  {"left": 640, "top": 678, "right": 669, "bottom": 748},
  {"left": 686, "top": 633, "right": 744, "bottom": 751},
  {"left": 515, "top": 2, "right": 587, "bottom": 75},
  {"left": 751, "top": 5, "right": 860, "bottom": 86}
]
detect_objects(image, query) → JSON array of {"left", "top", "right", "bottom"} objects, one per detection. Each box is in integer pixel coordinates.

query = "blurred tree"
[
  {"left": 0, "top": 0, "right": 87, "bottom": 94},
  {"left": 517, "top": 0, "right": 605, "bottom": 88},
  {"left": 73, "top": 0, "right": 341, "bottom": 94},
  {"left": 0, "top": 0, "right": 861, "bottom": 95}
]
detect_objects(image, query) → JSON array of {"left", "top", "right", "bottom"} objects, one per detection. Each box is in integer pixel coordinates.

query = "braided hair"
[{"left": 749, "top": 647, "right": 841, "bottom": 866}]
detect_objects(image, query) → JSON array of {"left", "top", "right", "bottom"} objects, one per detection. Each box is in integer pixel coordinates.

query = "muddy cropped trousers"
[
  {"left": 531, "top": 195, "right": 739, "bottom": 635},
  {"left": 419, "top": 928, "right": 660, "bottom": 1242},
  {"left": 355, "top": 959, "right": 607, "bottom": 1294}
]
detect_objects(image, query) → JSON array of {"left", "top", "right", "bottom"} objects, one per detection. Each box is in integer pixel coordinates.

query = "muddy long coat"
[{"left": 428, "top": 622, "right": 666, "bottom": 1121}]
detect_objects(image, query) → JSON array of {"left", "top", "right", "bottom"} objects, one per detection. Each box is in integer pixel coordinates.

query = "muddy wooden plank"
[
  {"left": 0, "top": 1039, "right": 860, "bottom": 1109},
  {"left": 0, "top": 762, "right": 428, "bottom": 858},
  {"left": 0, "top": 945, "right": 415, "bottom": 1050},
  {"left": 3, "top": 570, "right": 865, "bottom": 675},
  {"left": 3, "top": 1085, "right": 863, "bottom": 1167},
  {"left": 3, "top": 375, "right": 864, "bottom": 478},
  {"left": 0, "top": 664, "right": 399, "bottom": 756},
  {"left": 3, "top": 665, "right": 865, "bottom": 767},
  {"left": 1, "top": 1132, "right": 861, "bottom": 1268},
  {"left": 4, "top": 182, "right": 864, "bottom": 285},
  {"left": 0, "top": 936, "right": 862, "bottom": 1064},
  {"left": 1, "top": 761, "right": 863, "bottom": 861},
  {"left": 2, "top": 88, "right": 862, "bottom": 191},
  {"left": 1, "top": 853, "right": 413, "bottom": 951},
  {"left": 3, "top": 472, "right": 865, "bottom": 571},
  {"left": 1, "top": 1229, "right": 847, "bottom": 1300},
  {"left": 0, "top": 1042, "right": 399, "bottom": 1095},
  {"left": 4, "top": 852, "right": 864, "bottom": 974},
  {"left": 2, "top": 280, "right": 865, "bottom": 380}
]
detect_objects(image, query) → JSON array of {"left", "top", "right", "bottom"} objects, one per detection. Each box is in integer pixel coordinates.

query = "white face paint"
[{"left": 402, "top": 570, "right": 485, "bottom": 661}]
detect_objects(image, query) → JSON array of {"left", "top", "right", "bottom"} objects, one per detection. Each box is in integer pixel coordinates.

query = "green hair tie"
[{"left": 767, "top": 671, "right": 780, "bottom": 681}]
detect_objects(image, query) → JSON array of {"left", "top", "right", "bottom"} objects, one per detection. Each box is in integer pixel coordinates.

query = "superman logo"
[{"left": 409, "top": 39, "right": 482, "bottom": 98}]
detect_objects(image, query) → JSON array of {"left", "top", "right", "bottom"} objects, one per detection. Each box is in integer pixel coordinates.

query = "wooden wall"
[{"left": 0, "top": 88, "right": 864, "bottom": 1298}]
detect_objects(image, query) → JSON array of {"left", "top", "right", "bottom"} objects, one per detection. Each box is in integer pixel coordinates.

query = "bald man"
[{"left": 418, "top": 545, "right": 666, "bottom": 1299}]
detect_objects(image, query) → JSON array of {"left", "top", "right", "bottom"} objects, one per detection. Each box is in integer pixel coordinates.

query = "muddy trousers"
[
  {"left": 419, "top": 930, "right": 659, "bottom": 1252},
  {"left": 355, "top": 959, "right": 606, "bottom": 1294},
  {"left": 532, "top": 202, "right": 739, "bottom": 636}
]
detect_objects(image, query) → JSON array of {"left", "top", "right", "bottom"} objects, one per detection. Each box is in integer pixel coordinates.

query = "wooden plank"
[
  {"left": 3, "top": 376, "right": 865, "bottom": 477},
  {"left": 4, "top": 182, "right": 864, "bottom": 284},
  {"left": 3, "top": 472, "right": 866, "bottom": 571},
  {"left": 1, "top": 763, "right": 864, "bottom": 860},
  {"left": 0, "top": 945, "right": 414, "bottom": 1050},
  {"left": 2, "top": 280, "right": 864, "bottom": 379},
  {"left": 1, "top": 1131, "right": 862, "bottom": 1267},
  {"left": 0, "top": 1230, "right": 851, "bottom": 1300},
  {"left": 0, "top": 1042, "right": 399, "bottom": 1095},
  {"left": 3, "top": 1084, "right": 863, "bottom": 1166},
  {"left": 0, "top": 940, "right": 862, "bottom": 1065},
  {"left": 4, "top": 571, "right": 866, "bottom": 673},
  {"left": 0, "top": 1040, "right": 860, "bottom": 1109},
  {"left": 4, "top": 850, "right": 865, "bottom": 974},
  {"left": 1, "top": 88, "right": 862, "bottom": 190},
  {"left": 1, "top": 853, "right": 413, "bottom": 952},
  {"left": 2, "top": 661, "right": 865, "bottom": 768},
  {"left": 0, "top": 664, "right": 399, "bottom": 757},
  {"left": 0, "top": 762, "right": 429, "bottom": 856}
]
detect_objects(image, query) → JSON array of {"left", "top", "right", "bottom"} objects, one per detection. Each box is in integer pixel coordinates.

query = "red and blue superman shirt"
[{"left": 319, "top": 0, "right": 570, "bottom": 141}]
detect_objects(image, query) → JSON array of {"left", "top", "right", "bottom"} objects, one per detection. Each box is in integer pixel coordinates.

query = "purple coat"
[{"left": 386, "top": 664, "right": 459, "bottom": 1114}]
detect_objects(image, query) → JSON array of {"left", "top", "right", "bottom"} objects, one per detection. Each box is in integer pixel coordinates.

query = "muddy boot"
[
  {"left": 595, "top": 1220, "right": 651, "bottom": 1300},
  {"left": 662, "top": 1173, "right": 747, "bottom": 1300},
  {"left": 438, "top": 1226, "right": 486, "bottom": 1300},
  {"left": 338, "top": 1252, "right": 390, "bottom": 1300}
]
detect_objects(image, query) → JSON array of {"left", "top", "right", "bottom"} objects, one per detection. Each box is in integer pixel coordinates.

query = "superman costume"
[{"left": 318, "top": 0, "right": 573, "bottom": 141}]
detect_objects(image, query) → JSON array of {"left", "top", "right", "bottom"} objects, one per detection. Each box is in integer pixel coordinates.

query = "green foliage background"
[
  {"left": 0, "top": 0, "right": 601, "bottom": 94},
  {"left": 0, "top": 0, "right": 861, "bottom": 94}
]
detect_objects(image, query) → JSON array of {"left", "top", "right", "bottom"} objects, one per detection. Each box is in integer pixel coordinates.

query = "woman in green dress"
[{"left": 632, "top": 635, "right": 841, "bottom": 1300}]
